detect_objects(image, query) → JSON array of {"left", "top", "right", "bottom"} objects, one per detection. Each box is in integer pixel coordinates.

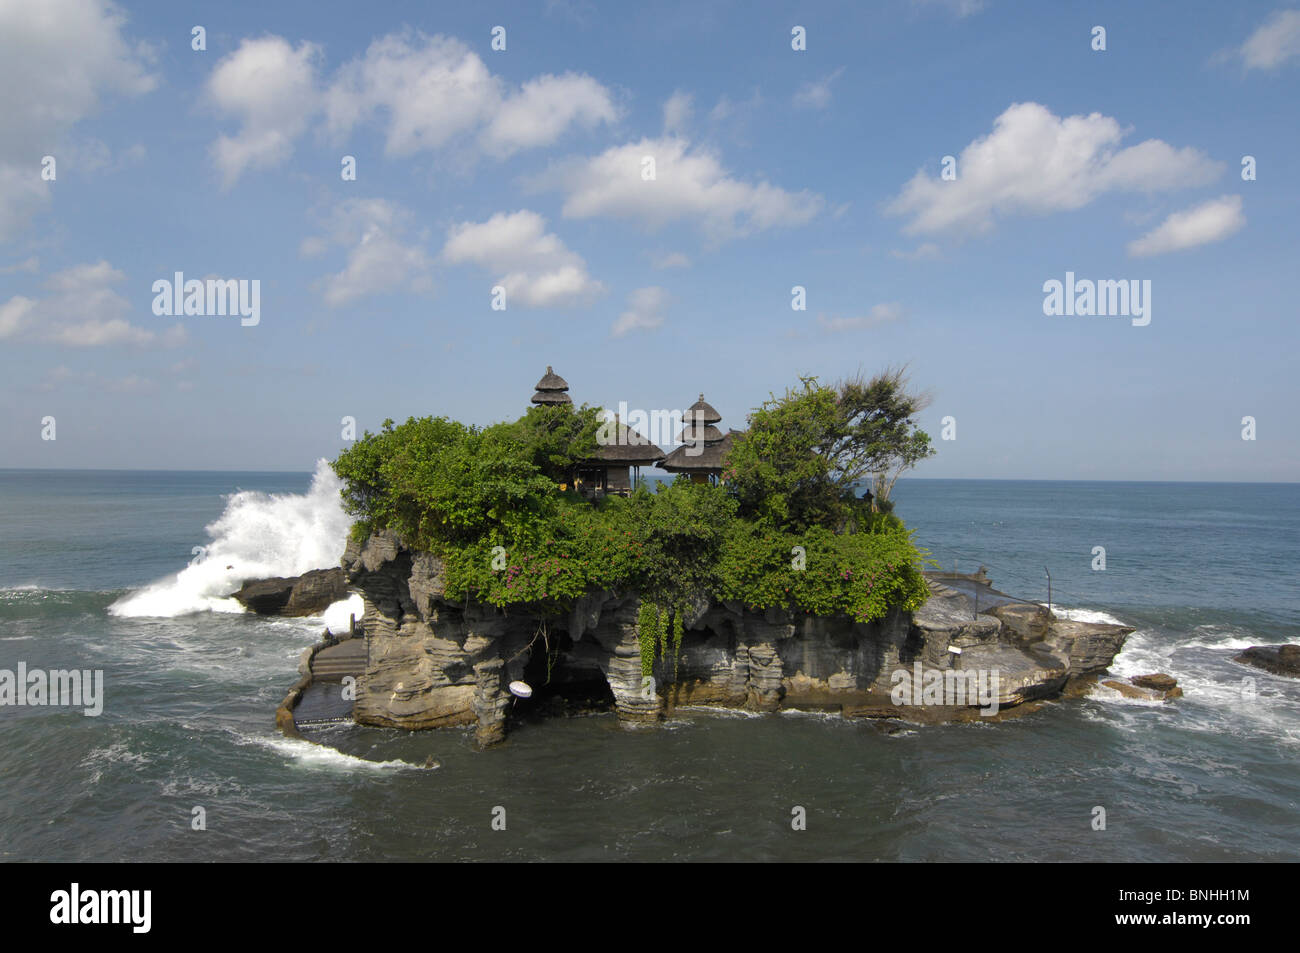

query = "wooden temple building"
[
  {"left": 529, "top": 366, "right": 665, "bottom": 497},
  {"left": 529, "top": 366, "right": 573, "bottom": 406},
  {"left": 657, "top": 393, "right": 739, "bottom": 485},
  {"left": 528, "top": 369, "right": 742, "bottom": 494}
]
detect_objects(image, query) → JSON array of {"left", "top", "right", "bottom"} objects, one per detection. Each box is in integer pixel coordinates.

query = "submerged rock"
[
  {"left": 1099, "top": 672, "right": 1183, "bottom": 702},
  {"left": 1131, "top": 673, "right": 1180, "bottom": 693},
  {"left": 1234, "top": 645, "right": 1300, "bottom": 678}
]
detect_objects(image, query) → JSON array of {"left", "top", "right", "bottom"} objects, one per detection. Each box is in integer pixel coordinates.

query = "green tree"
[
  {"left": 726, "top": 368, "right": 935, "bottom": 529},
  {"left": 508, "top": 403, "right": 602, "bottom": 484},
  {"left": 621, "top": 477, "right": 737, "bottom": 607}
]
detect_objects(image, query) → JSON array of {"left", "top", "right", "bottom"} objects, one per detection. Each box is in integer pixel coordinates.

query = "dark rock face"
[
  {"left": 339, "top": 533, "right": 1135, "bottom": 745},
  {"left": 232, "top": 567, "right": 348, "bottom": 615},
  {"left": 1234, "top": 645, "right": 1300, "bottom": 678}
]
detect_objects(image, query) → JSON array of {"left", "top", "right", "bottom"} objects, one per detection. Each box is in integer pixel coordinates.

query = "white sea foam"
[
  {"left": 323, "top": 594, "right": 365, "bottom": 635},
  {"left": 80, "top": 742, "right": 151, "bottom": 785},
  {"left": 1051, "top": 605, "right": 1127, "bottom": 626},
  {"left": 671, "top": 705, "right": 766, "bottom": 720},
  {"left": 1183, "top": 636, "right": 1266, "bottom": 651},
  {"left": 1098, "top": 622, "right": 1300, "bottom": 748},
  {"left": 109, "top": 460, "right": 351, "bottom": 618},
  {"left": 1179, "top": 626, "right": 1282, "bottom": 651},
  {"left": 251, "top": 735, "right": 420, "bottom": 772},
  {"left": 1088, "top": 681, "right": 1169, "bottom": 707}
]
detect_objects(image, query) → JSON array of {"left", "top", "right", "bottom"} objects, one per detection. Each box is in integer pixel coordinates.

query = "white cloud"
[
  {"left": 0, "top": 295, "right": 34, "bottom": 339},
  {"left": 663, "top": 91, "right": 693, "bottom": 134},
  {"left": 0, "top": 0, "right": 155, "bottom": 238},
  {"left": 208, "top": 36, "right": 322, "bottom": 187},
  {"left": 793, "top": 68, "right": 844, "bottom": 110},
  {"left": 0, "top": 256, "right": 39, "bottom": 275},
  {"left": 887, "top": 102, "right": 1223, "bottom": 237},
  {"left": 305, "top": 199, "right": 434, "bottom": 307},
  {"left": 817, "top": 303, "right": 903, "bottom": 333},
  {"left": 612, "top": 286, "right": 668, "bottom": 338},
  {"left": 0, "top": 166, "right": 48, "bottom": 241},
  {"left": 325, "top": 32, "right": 499, "bottom": 156},
  {"left": 103, "top": 373, "right": 155, "bottom": 394},
  {"left": 533, "top": 136, "right": 822, "bottom": 240},
  {"left": 649, "top": 250, "right": 690, "bottom": 269},
  {"left": 38, "top": 365, "right": 76, "bottom": 392},
  {"left": 38, "top": 366, "right": 157, "bottom": 394},
  {"left": 482, "top": 72, "right": 618, "bottom": 156},
  {"left": 1, "top": 261, "right": 186, "bottom": 347},
  {"left": 208, "top": 30, "right": 618, "bottom": 183},
  {"left": 1126, "top": 195, "right": 1245, "bottom": 257},
  {"left": 911, "top": 0, "right": 985, "bottom": 16},
  {"left": 1239, "top": 9, "right": 1300, "bottom": 70},
  {"left": 889, "top": 243, "right": 942, "bottom": 261},
  {"left": 58, "top": 136, "right": 146, "bottom": 176},
  {"left": 442, "top": 210, "right": 602, "bottom": 308}
]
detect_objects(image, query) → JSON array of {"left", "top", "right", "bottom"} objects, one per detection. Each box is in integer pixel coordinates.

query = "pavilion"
[
  {"left": 527, "top": 366, "right": 664, "bottom": 497},
  {"left": 657, "top": 394, "right": 740, "bottom": 485}
]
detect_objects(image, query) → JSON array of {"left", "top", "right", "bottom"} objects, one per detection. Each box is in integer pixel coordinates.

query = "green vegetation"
[
  {"left": 333, "top": 372, "right": 935, "bottom": 674},
  {"left": 725, "top": 367, "right": 935, "bottom": 523}
]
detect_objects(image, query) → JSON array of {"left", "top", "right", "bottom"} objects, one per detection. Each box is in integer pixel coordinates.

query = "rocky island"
[
  {"left": 275, "top": 367, "right": 1154, "bottom": 745},
  {"left": 332, "top": 529, "right": 1136, "bottom": 745}
]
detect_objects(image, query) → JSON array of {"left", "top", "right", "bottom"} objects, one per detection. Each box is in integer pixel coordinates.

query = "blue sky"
[{"left": 1, "top": 0, "right": 1297, "bottom": 480}]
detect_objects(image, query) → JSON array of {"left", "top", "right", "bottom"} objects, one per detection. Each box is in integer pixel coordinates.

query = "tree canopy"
[
  {"left": 332, "top": 375, "right": 933, "bottom": 641},
  {"left": 725, "top": 368, "right": 935, "bottom": 529}
]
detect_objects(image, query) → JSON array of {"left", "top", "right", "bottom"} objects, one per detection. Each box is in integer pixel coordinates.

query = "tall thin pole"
[{"left": 1044, "top": 567, "right": 1052, "bottom": 614}]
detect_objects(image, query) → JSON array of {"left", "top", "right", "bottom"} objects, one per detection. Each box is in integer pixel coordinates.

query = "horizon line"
[{"left": 0, "top": 467, "right": 1295, "bottom": 486}]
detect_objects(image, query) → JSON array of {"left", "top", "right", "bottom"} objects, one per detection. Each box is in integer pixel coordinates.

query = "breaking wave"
[{"left": 109, "top": 460, "right": 351, "bottom": 618}]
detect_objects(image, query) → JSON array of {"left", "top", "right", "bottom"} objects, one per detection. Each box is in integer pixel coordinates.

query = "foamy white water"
[
  {"left": 251, "top": 735, "right": 420, "bottom": 772},
  {"left": 109, "top": 460, "right": 351, "bottom": 618},
  {"left": 1051, "top": 605, "right": 1127, "bottom": 626},
  {"left": 323, "top": 594, "right": 366, "bottom": 635}
]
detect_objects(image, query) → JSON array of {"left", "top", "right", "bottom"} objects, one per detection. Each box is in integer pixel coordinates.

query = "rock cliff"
[{"left": 341, "top": 531, "right": 1134, "bottom": 745}]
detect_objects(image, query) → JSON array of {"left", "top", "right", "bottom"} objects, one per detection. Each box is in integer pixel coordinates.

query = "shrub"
[{"left": 332, "top": 379, "right": 932, "bottom": 624}]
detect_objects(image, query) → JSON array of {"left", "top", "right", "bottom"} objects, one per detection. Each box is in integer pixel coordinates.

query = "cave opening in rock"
[{"left": 514, "top": 630, "right": 615, "bottom": 719}]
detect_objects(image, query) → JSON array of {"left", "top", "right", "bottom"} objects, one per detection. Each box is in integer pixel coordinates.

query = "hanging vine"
[
  {"left": 657, "top": 606, "right": 668, "bottom": 666},
  {"left": 671, "top": 606, "right": 684, "bottom": 682},
  {"left": 637, "top": 600, "right": 660, "bottom": 679},
  {"left": 638, "top": 599, "right": 689, "bottom": 684}
]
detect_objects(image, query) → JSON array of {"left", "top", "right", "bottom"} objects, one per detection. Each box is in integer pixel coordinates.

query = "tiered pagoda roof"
[
  {"left": 530, "top": 366, "right": 572, "bottom": 405},
  {"left": 659, "top": 393, "right": 737, "bottom": 474}
]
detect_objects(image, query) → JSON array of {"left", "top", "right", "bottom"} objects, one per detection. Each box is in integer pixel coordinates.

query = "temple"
[
  {"left": 528, "top": 365, "right": 664, "bottom": 497},
  {"left": 581, "top": 416, "right": 663, "bottom": 497},
  {"left": 657, "top": 393, "right": 739, "bottom": 485},
  {"left": 528, "top": 369, "right": 743, "bottom": 495},
  {"left": 530, "top": 366, "right": 573, "bottom": 406}
]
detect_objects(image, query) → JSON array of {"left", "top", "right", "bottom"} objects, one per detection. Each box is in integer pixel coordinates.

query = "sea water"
[{"left": 1, "top": 467, "right": 1296, "bottom": 861}]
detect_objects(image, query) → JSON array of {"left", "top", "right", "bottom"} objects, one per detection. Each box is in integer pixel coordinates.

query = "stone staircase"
[
  {"left": 290, "top": 638, "right": 367, "bottom": 729},
  {"left": 309, "top": 638, "right": 366, "bottom": 681}
]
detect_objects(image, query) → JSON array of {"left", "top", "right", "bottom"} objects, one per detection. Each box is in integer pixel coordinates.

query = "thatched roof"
[
  {"left": 531, "top": 390, "right": 573, "bottom": 405},
  {"left": 531, "top": 365, "right": 572, "bottom": 404},
  {"left": 686, "top": 394, "right": 722, "bottom": 424},
  {"left": 676, "top": 422, "right": 724, "bottom": 444},
  {"left": 659, "top": 429, "right": 741, "bottom": 472},
  {"left": 587, "top": 417, "right": 665, "bottom": 465}
]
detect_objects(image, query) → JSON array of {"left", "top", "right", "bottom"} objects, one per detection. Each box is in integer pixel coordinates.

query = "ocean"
[{"left": 1, "top": 466, "right": 1296, "bottom": 862}]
